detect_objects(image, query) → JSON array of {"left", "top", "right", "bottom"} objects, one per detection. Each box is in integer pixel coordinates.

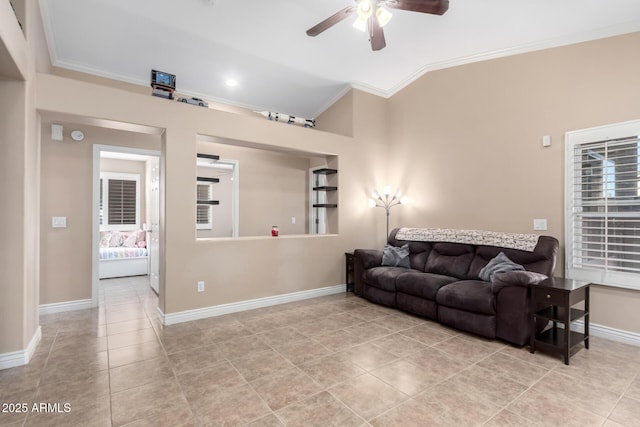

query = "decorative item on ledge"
[
  {"left": 255, "top": 111, "right": 316, "bottom": 128},
  {"left": 368, "top": 185, "right": 409, "bottom": 238}
]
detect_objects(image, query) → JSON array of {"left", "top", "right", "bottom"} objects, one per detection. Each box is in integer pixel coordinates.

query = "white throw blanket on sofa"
[{"left": 395, "top": 228, "right": 540, "bottom": 252}]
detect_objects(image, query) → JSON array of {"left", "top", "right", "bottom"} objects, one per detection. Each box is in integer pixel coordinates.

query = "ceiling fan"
[{"left": 306, "top": 0, "right": 449, "bottom": 51}]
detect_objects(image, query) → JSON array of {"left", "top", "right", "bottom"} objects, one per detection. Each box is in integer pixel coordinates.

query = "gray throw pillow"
[
  {"left": 381, "top": 244, "right": 411, "bottom": 268},
  {"left": 479, "top": 252, "right": 525, "bottom": 282}
]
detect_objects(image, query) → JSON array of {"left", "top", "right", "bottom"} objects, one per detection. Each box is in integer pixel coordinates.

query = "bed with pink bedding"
[{"left": 99, "top": 230, "right": 149, "bottom": 279}]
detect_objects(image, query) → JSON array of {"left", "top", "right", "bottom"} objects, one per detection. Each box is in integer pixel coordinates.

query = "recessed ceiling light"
[{"left": 225, "top": 79, "right": 238, "bottom": 87}]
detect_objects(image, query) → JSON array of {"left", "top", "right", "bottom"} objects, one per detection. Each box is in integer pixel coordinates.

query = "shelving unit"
[
  {"left": 196, "top": 154, "right": 220, "bottom": 216},
  {"left": 312, "top": 168, "right": 338, "bottom": 209},
  {"left": 197, "top": 176, "right": 220, "bottom": 183},
  {"left": 312, "top": 168, "right": 337, "bottom": 234},
  {"left": 197, "top": 153, "right": 220, "bottom": 161}
]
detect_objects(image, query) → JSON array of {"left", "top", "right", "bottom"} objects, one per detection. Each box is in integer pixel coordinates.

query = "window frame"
[
  {"left": 100, "top": 172, "right": 141, "bottom": 232},
  {"left": 565, "top": 119, "right": 640, "bottom": 290}
]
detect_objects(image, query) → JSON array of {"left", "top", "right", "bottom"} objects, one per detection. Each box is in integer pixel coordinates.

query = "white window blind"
[
  {"left": 100, "top": 172, "right": 140, "bottom": 231},
  {"left": 566, "top": 120, "right": 640, "bottom": 290},
  {"left": 196, "top": 183, "right": 213, "bottom": 230}
]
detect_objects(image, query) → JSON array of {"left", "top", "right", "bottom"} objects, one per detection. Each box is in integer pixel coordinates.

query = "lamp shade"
[
  {"left": 352, "top": 16, "right": 367, "bottom": 32},
  {"left": 376, "top": 6, "right": 392, "bottom": 27}
]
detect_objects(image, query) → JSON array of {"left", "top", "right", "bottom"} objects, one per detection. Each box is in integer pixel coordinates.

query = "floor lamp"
[{"left": 368, "top": 186, "right": 409, "bottom": 238}]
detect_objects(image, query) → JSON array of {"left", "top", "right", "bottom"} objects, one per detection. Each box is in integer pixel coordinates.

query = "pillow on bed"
[
  {"left": 109, "top": 231, "right": 123, "bottom": 247},
  {"left": 135, "top": 230, "right": 146, "bottom": 248},
  {"left": 99, "top": 232, "right": 111, "bottom": 248},
  {"left": 479, "top": 252, "right": 525, "bottom": 282},
  {"left": 122, "top": 232, "right": 137, "bottom": 248}
]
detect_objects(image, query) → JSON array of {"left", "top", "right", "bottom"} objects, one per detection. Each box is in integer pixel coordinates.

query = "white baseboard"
[
  {"left": 0, "top": 326, "right": 41, "bottom": 370},
  {"left": 158, "top": 284, "right": 346, "bottom": 326},
  {"left": 572, "top": 320, "right": 640, "bottom": 347},
  {"left": 39, "top": 299, "right": 93, "bottom": 315}
]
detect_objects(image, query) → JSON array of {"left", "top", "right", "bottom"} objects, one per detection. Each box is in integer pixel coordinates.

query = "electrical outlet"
[
  {"left": 291, "top": 216, "right": 296, "bottom": 225},
  {"left": 197, "top": 281, "right": 205, "bottom": 292}
]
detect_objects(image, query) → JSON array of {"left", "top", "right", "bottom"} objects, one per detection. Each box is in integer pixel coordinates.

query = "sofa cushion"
[
  {"left": 425, "top": 243, "right": 475, "bottom": 279},
  {"left": 387, "top": 229, "right": 432, "bottom": 271},
  {"left": 436, "top": 280, "right": 496, "bottom": 315},
  {"left": 438, "top": 306, "right": 496, "bottom": 339},
  {"left": 364, "top": 266, "right": 417, "bottom": 292},
  {"left": 396, "top": 272, "right": 458, "bottom": 300},
  {"left": 382, "top": 244, "right": 410, "bottom": 268},
  {"left": 479, "top": 252, "right": 525, "bottom": 282}
]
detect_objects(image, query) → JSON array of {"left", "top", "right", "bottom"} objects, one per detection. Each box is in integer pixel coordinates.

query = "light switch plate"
[
  {"left": 533, "top": 218, "right": 547, "bottom": 231},
  {"left": 52, "top": 217, "right": 67, "bottom": 228}
]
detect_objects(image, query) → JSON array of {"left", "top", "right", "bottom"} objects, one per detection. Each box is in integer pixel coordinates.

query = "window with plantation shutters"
[
  {"left": 100, "top": 172, "right": 140, "bottom": 231},
  {"left": 108, "top": 179, "right": 137, "bottom": 225},
  {"left": 196, "top": 183, "right": 213, "bottom": 230},
  {"left": 566, "top": 120, "right": 640, "bottom": 290}
]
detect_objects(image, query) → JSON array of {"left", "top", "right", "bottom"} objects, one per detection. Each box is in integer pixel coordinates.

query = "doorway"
[{"left": 92, "top": 145, "right": 161, "bottom": 305}]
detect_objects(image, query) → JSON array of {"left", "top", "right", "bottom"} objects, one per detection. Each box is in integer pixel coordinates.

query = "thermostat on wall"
[{"left": 52, "top": 217, "right": 67, "bottom": 228}]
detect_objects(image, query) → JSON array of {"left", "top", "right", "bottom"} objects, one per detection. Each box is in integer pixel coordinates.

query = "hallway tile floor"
[{"left": 1, "top": 276, "right": 639, "bottom": 426}]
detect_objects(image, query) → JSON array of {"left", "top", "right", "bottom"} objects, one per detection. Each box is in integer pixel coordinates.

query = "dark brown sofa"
[{"left": 354, "top": 228, "right": 559, "bottom": 346}]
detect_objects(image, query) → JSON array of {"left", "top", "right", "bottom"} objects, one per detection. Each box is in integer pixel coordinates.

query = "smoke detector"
[{"left": 71, "top": 130, "right": 85, "bottom": 141}]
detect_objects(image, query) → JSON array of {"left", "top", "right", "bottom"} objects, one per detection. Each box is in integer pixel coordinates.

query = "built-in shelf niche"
[
  {"left": 312, "top": 167, "right": 338, "bottom": 234},
  {"left": 196, "top": 153, "right": 220, "bottom": 206}
]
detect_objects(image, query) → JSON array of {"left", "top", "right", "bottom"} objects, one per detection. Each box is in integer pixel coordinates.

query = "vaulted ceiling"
[{"left": 39, "top": 0, "right": 640, "bottom": 118}]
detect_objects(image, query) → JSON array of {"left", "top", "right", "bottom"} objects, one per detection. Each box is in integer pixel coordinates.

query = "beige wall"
[
  {"left": 382, "top": 31, "right": 640, "bottom": 333},
  {"left": 40, "top": 123, "right": 160, "bottom": 304},
  {"left": 0, "top": 0, "right": 45, "bottom": 355},
  {"left": 324, "top": 89, "right": 393, "bottom": 247}
]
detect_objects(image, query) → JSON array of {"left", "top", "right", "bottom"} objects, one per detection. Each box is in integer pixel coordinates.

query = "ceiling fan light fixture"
[
  {"left": 352, "top": 16, "right": 367, "bottom": 32},
  {"left": 376, "top": 6, "right": 392, "bottom": 27},
  {"left": 356, "top": 0, "right": 373, "bottom": 20}
]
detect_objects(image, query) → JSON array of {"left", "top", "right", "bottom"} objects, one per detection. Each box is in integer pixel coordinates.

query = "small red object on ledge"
[{"left": 271, "top": 226, "right": 279, "bottom": 237}]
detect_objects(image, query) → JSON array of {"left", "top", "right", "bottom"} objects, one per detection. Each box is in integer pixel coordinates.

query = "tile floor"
[{"left": 1, "top": 275, "right": 639, "bottom": 426}]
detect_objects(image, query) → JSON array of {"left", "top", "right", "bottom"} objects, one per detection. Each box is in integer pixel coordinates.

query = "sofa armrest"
[
  {"left": 354, "top": 249, "right": 383, "bottom": 269},
  {"left": 491, "top": 271, "right": 548, "bottom": 294},
  {"left": 353, "top": 249, "right": 383, "bottom": 295}
]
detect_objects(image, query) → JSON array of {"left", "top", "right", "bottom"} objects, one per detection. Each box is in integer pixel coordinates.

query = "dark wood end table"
[
  {"left": 345, "top": 252, "right": 355, "bottom": 293},
  {"left": 530, "top": 277, "right": 590, "bottom": 365}
]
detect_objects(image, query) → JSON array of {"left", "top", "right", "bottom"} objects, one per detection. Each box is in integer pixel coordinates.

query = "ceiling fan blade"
[
  {"left": 369, "top": 16, "right": 386, "bottom": 51},
  {"left": 306, "top": 6, "right": 356, "bottom": 37},
  {"left": 384, "top": 0, "right": 449, "bottom": 15}
]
